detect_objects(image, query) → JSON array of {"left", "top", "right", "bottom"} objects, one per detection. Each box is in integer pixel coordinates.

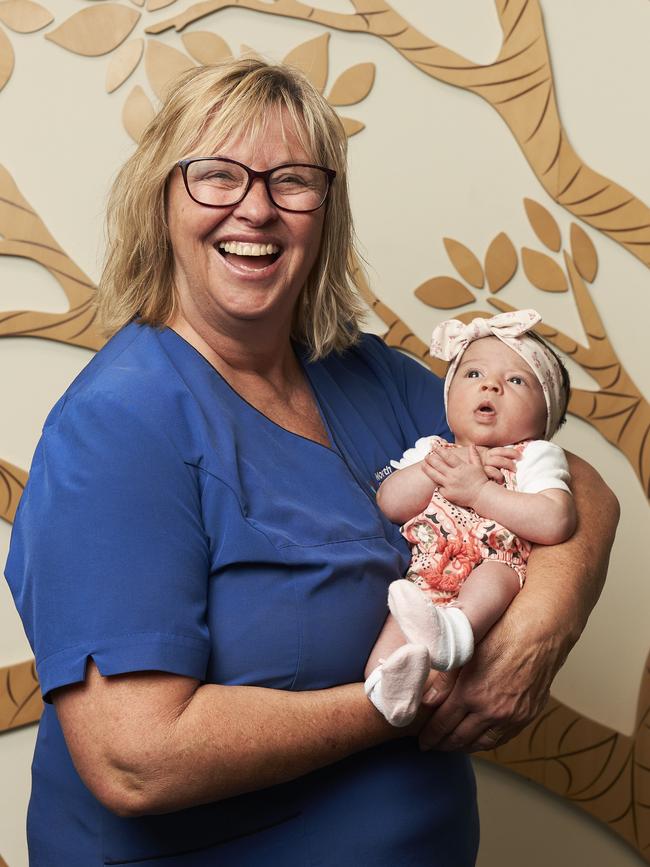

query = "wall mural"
[{"left": 0, "top": 0, "right": 649, "bottom": 863}]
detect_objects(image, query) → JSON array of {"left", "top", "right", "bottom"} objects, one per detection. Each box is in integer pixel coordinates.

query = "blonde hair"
[{"left": 97, "top": 58, "right": 365, "bottom": 359}]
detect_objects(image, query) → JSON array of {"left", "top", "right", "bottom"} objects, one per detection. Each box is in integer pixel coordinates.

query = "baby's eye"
[
  {"left": 465, "top": 369, "right": 480, "bottom": 378},
  {"left": 509, "top": 375, "right": 524, "bottom": 385}
]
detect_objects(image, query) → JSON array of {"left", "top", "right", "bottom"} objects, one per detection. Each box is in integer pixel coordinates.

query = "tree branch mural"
[{"left": 149, "top": 0, "right": 650, "bottom": 269}]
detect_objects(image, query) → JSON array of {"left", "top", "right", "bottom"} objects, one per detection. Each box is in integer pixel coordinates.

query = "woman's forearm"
[{"left": 54, "top": 662, "right": 399, "bottom": 818}]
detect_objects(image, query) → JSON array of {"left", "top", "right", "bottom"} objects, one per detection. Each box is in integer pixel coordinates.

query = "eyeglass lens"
[{"left": 184, "top": 159, "right": 330, "bottom": 212}]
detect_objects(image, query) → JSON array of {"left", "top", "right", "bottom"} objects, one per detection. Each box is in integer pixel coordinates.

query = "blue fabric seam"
[
  {"left": 37, "top": 632, "right": 210, "bottom": 667},
  {"left": 276, "top": 533, "right": 386, "bottom": 551}
]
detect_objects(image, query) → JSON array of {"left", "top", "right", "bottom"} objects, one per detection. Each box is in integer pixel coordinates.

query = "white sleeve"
[
  {"left": 515, "top": 440, "right": 571, "bottom": 494},
  {"left": 390, "top": 435, "right": 447, "bottom": 470}
]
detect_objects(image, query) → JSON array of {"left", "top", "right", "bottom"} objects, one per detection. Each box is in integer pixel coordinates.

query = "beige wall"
[{"left": 1, "top": 1, "right": 648, "bottom": 864}]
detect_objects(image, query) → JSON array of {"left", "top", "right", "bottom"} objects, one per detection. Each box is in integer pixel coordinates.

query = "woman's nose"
[{"left": 233, "top": 177, "right": 276, "bottom": 222}]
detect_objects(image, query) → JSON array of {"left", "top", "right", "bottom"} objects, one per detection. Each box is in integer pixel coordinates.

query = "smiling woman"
[{"left": 3, "top": 58, "right": 618, "bottom": 867}]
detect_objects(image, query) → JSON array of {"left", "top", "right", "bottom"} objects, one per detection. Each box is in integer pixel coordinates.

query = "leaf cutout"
[
  {"left": 415, "top": 276, "right": 475, "bottom": 309},
  {"left": 146, "top": 0, "right": 176, "bottom": 9},
  {"left": 522, "top": 248, "right": 568, "bottom": 293},
  {"left": 105, "top": 37, "right": 143, "bottom": 93},
  {"left": 145, "top": 39, "right": 194, "bottom": 102},
  {"left": 130, "top": 0, "right": 144, "bottom": 6},
  {"left": 524, "top": 197, "right": 561, "bottom": 252},
  {"left": 570, "top": 223, "right": 598, "bottom": 283},
  {"left": 0, "top": 659, "right": 42, "bottom": 731},
  {"left": 327, "top": 62, "right": 375, "bottom": 107},
  {"left": 485, "top": 232, "right": 517, "bottom": 293},
  {"left": 182, "top": 30, "right": 231, "bottom": 65},
  {"left": 0, "top": 25, "right": 14, "bottom": 91},
  {"left": 339, "top": 116, "right": 364, "bottom": 137},
  {"left": 0, "top": 0, "right": 53, "bottom": 33},
  {"left": 239, "top": 44, "right": 261, "bottom": 60},
  {"left": 283, "top": 33, "right": 329, "bottom": 94},
  {"left": 45, "top": 4, "right": 140, "bottom": 57},
  {"left": 0, "top": 458, "right": 27, "bottom": 523},
  {"left": 122, "top": 84, "right": 154, "bottom": 143},
  {"left": 443, "top": 238, "right": 484, "bottom": 288}
]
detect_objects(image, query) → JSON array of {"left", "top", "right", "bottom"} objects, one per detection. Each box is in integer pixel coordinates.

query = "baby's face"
[{"left": 447, "top": 337, "right": 547, "bottom": 447}]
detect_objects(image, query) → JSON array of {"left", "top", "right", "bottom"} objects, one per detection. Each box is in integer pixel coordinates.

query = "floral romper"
[{"left": 401, "top": 440, "right": 530, "bottom": 604}]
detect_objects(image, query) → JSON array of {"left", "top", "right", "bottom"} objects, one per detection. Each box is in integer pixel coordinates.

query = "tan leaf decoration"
[
  {"left": 45, "top": 4, "right": 140, "bottom": 57},
  {"left": 443, "top": 238, "right": 484, "bottom": 289},
  {"left": 0, "top": 24, "right": 14, "bottom": 91},
  {"left": 144, "top": 39, "right": 194, "bottom": 102},
  {"left": 105, "top": 37, "right": 143, "bottom": 93},
  {"left": 146, "top": 0, "right": 176, "bottom": 10},
  {"left": 339, "top": 116, "right": 364, "bottom": 137},
  {"left": 122, "top": 84, "right": 155, "bottom": 143},
  {"left": 524, "top": 197, "right": 561, "bottom": 252},
  {"left": 283, "top": 33, "right": 329, "bottom": 94},
  {"left": 327, "top": 62, "right": 375, "bottom": 107},
  {"left": 0, "top": 165, "right": 103, "bottom": 349},
  {"left": 0, "top": 459, "right": 27, "bottom": 523},
  {"left": 130, "top": 0, "right": 144, "bottom": 7},
  {"left": 182, "top": 30, "right": 231, "bottom": 65},
  {"left": 570, "top": 223, "right": 598, "bottom": 284},
  {"left": 485, "top": 232, "right": 518, "bottom": 293},
  {"left": 522, "top": 248, "right": 568, "bottom": 293},
  {"left": 415, "top": 276, "right": 475, "bottom": 309},
  {"left": 0, "top": 0, "right": 52, "bottom": 33},
  {"left": 239, "top": 44, "right": 260, "bottom": 60},
  {"left": 0, "top": 852, "right": 9, "bottom": 867},
  {"left": 0, "top": 659, "right": 42, "bottom": 732}
]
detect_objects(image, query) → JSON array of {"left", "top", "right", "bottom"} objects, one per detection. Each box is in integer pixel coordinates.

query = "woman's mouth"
[{"left": 216, "top": 240, "right": 281, "bottom": 271}]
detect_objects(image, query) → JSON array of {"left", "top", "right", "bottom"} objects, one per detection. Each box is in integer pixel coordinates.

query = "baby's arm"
[
  {"left": 425, "top": 442, "right": 576, "bottom": 545},
  {"left": 376, "top": 461, "right": 436, "bottom": 524}
]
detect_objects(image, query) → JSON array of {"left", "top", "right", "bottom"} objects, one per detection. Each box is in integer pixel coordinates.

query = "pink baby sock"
[
  {"left": 364, "top": 643, "right": 430, "bottom": 727},
  {"left": 388, "top": 579, "right": 474, "bottom": 671}
]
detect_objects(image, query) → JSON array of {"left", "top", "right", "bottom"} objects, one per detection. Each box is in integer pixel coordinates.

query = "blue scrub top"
[{"left": 6, "top": 323, "right": 478, "bottom": 866}]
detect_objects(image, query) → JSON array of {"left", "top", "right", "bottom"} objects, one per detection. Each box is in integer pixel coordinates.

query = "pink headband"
[{"left": 430, "top": 309, "right": 564, "bottom": 439}]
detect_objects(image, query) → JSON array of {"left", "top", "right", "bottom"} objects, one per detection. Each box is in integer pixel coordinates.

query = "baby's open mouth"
[
  {"left": 477, "top": 402, "right": 495, "bottom": 414},
  {"left": 217, "top": 240, "right": 281, "bottom": 269}
]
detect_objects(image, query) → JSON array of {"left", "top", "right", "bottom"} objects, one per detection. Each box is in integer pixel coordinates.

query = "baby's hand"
[
  {"left": 423, "top": 443, "right": 490, "bottom": 508},
  {"left": 476, "top": 446, "right": 520, "bottom": 483}
]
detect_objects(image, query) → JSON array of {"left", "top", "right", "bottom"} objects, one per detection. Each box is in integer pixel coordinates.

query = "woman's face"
[
  {"left": 447, "top": 337, "right": 548, "bottom": 447},
  {"left": 166, "top": 109, "right": 326, "bottom": 343}
]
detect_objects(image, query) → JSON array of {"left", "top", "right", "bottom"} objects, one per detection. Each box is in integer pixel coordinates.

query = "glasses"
[{"left": 178, "top": 157, "right": 336, "bottom": 213}]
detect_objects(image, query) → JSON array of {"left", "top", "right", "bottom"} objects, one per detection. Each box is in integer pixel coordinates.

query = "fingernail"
[{"left": 422, "top": 687, "right": 438, "bottom": 703}]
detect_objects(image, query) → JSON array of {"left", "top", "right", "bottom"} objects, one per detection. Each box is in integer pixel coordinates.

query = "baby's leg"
[
  {"left": 389, "top": 562, "right": 520, "bottom": 671},
  {"left": 364, "top": 613, "right": 406, "bottom": 678}
]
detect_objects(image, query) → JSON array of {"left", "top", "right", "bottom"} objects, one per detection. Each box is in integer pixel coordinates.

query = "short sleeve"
[
  {"left": 390, "top": 436, "right": 448, "bottom": 470},
  {"left": 5, "top": 390, "right": 211, "bottom": 700},
  {"left": 515, "top": 440, "right": 571, "bottom": 494}
]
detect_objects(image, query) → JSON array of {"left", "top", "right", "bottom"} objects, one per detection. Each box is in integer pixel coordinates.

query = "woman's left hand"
[{"left": 416, "top": 614, "right": 561, "bottom": 752}]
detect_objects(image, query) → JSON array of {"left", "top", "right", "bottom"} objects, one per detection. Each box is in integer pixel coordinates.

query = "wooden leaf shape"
[
  {"left": 327, "top": 62, "right": 375, "bottom": 107},
  {"left": 570, "top": 223, "right": 598, "bottom": 283},
  {"left": 105, "top": 37, "right": 143, "bottom": 93},
  {"left": 524, "top": 197, "right": 561, "bottom": 252},
  {"left": 145, "top": 39, "right": 194, "bottom": 102},
  {"left": 239, "top": 44, "right": 260, "bottom": 61},
  {"left": 283, "top": 33, "right": 329, "bottom": 94},
  {"left": 0, "top": 25, "right": 14, "bottom": 91},
  {"left": 122, "top": 84, "right": 154, "bottom": 143},
  {"left": 182, "top": 30, "right": 231, "bottom": 65},
  {"left": 0, "top": 459, "right": 27, "bottom": 523},
  {"left": 485, "top": 232, "right": 518, "bottom": 293},
  {"left": 522, "top": 248, "right": 568, "bottom": 293},
  {"left": 339, "top": 116, "right": 364, "bottom": 137},
  {"left": 415, "top": 276, "right": 475, "bottom": 309},
  {"left": 146, "top": 0, "right": 176, "bottom": 10},
  {"left": 0, "top": 659, "right": 42, "bottom": 731},
  {"left": 0, "top": 0, "right": 53, "bottom": 33},
  {"left": 443, "top": 238, "right": 484, "bottom": 288},
  {"left": 130, "top": 0, "right": 144, "bottom": 6},
  {"left": 45, "top": 4, "right": 139, "bottom": 57}
]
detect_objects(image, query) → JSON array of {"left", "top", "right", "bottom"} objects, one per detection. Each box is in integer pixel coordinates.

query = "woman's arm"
[
  {"left": 417, "top": 452, "right": 619, "bottom": 752},
  {"left": 54, "top": 661, "right": 414, "bottom": 818}
]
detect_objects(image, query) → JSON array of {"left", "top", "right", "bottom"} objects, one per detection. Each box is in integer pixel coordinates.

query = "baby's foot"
[
  {"left": 364, "top": 643, "right": 430, "bottom": 727},
  {"left": 388, "top": 580, "right": 474, "bottom": 671}
]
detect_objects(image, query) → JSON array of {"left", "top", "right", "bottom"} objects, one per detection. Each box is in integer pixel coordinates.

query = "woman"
[{"left": 5, "top": 59, "right": 618, "bottom": 866}]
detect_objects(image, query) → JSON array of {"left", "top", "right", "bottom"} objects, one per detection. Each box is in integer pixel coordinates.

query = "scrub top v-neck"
[{"left": 6, "top": 321, "right": 478, "bottom": 866}]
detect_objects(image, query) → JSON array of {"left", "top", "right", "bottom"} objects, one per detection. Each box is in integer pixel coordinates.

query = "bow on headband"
[{"left": 430, "top": 309, "right": 564, "bottom": 440}]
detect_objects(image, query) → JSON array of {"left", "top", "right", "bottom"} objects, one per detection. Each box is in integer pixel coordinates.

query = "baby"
[{"left": 365, "top": 309, "right": 576, "bottom": 726}]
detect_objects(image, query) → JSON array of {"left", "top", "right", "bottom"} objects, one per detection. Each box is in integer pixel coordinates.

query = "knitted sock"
[
  {"left": 388, "top": 579, "right": 475, "bottom": 672},
  {"left": 364, "top": 643, "right": 430, "bottom": 727}
]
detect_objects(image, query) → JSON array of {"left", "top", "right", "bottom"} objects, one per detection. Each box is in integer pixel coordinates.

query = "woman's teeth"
[{"left": 218, "top": 241, "right": 279, "bottom": 256}]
